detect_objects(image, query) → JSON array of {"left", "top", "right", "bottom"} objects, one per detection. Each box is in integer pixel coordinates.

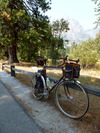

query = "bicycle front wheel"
[
  {"left": 31, "top": 73, "right": 45, "bottom": 100},
  {"left": 55, "top": 80, "right": 89, "bottom": 119}
]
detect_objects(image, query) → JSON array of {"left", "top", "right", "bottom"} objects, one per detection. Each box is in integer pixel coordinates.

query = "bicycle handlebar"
[{"left": 58, "top": 56, "right": 79, "bottom": 67}]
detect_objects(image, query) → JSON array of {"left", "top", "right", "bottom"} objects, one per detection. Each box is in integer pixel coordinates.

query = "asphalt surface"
[{"left": 0, "top": 80, "right": 44, "bottom": 133}]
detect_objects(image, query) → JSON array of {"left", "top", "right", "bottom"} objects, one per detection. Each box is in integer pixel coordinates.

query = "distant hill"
[
  {"left": 62, "top": 17, "right": 100, "bottom": 44},
  {"left": 86, "top": 28, "right": 100, "bottom": 38}
]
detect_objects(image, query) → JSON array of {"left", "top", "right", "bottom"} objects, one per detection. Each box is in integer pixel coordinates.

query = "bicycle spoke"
[{"left": 55, "top": 80, "right": 89, "bottom": 119}]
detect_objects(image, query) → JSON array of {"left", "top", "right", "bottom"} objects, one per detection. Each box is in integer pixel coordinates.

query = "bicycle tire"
[
  {"left": 55, "top": 80, "right": 89, "bottom": 119},
  {"left": 31, "top": 73, "right": 45, "bottom": 100}
]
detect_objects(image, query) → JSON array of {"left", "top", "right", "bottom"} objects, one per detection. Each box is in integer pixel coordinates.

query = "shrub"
[{"left": 69, "top": 39, "right": 98, "bottom": 68}]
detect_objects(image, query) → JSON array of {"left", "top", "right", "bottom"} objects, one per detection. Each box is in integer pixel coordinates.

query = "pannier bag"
[
  {"left": 35, "top": 74, "right": 44, "bottom": 90},
  {"left": 64, "top": 63, "right": 80, "bottom": 78},
  {"left": 38, "top": 69, "right": 46, "bottom": 80}
]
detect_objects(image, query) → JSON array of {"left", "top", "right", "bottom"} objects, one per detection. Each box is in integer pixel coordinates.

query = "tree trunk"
[
  {"left": 39, "top": 48, "right": 43, "bottom": 58},
  {"left": 8, "top": 44, "right": 19, "bottom": 63}
]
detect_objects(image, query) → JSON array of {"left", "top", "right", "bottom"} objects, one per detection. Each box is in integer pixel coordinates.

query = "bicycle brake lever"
[{"left": 66, "top": 56, "right": 70, "bottom": 63}]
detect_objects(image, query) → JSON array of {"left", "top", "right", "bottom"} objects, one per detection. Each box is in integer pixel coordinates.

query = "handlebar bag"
[{"left": 65, "top": 63, "right": 80, "bottom": 78}]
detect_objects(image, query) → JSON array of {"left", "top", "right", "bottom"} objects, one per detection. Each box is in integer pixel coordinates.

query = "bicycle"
[{"left": 31, "top": 56, "right": 89, "bottom": 119}]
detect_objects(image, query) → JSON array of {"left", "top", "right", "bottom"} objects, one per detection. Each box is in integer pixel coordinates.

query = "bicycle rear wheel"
[
  {"left": 55, "top": 80, "right": 89, "bottom": 119},
  {"left": 31, "top": 73, "right": 45, "bottom": 100}
]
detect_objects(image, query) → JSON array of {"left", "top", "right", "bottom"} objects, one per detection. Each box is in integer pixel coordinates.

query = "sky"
[{"left": 46, "top": 0, "right": 97, "bottom": 30}]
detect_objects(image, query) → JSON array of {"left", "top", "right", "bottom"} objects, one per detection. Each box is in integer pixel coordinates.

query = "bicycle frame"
[
  {"left": 37, "top": 56, "right": 80, "bottom": 95},
  {"left": 41, "top": 65, "right": 65, "bottom": 94}
]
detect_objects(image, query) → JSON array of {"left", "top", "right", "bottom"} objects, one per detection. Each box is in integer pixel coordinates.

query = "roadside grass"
[
  {"left": 15, "top": 73, "right": 32, "bottom": 87},
  {"left": 81, "top": 69, "right": 100, "bottom": 77},
  {"left": 79, "top": 61, "right": 100, "bottom": 88},
  {"left": 0, "top": 60, "right": 36, "bottom": 66},
  {"left": 81, "top": 61, "right": 100, "bottom": 76},
  {"left": 78, "top": 76, "right": 100, "bottom": 88}
]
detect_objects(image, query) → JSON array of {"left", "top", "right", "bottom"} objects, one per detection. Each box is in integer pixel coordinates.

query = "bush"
[{"left": 69, "top": 39, "right": 98, "bottom": 68}]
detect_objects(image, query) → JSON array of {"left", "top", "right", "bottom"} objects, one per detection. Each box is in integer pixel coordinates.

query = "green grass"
[{"left": 78, "top": 76, "right": 100, "bottom": 88}]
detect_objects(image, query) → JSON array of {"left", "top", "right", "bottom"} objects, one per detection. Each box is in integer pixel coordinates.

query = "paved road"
[{"left": 0, "top": 80, "right": 44, "bottom": 133}]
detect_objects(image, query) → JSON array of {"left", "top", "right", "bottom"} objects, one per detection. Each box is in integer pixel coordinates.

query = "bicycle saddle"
[{"left": 38, "top": 59, "right": 48, "bottom": 62}]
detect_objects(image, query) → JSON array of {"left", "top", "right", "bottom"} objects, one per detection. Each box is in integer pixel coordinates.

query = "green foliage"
[
  {"left": 92, "top": 0, "right": 100, "bottom": 27},
  {"left": 94, "top": 32, "right": 100, "bottom": 57},
  {"left": 69, "top": 39, "right": 98, "bottom": 68},
  {"left": 52, "top": 18, "right": 69, "bottom": 38},
  {"left": 25, "top": 0, "right": 51, "bottom": 17},
  {"left": 18, "top": 27, "right": 40, "bottom": 61},
  {"left": 0, "top": 0, "right": 52, "bottom": 62},
  {"left": 47, "top": 18, "right": 69, "bottom": 64},
  {"left": 69, "top": 41, "right": 78, "bottom": 58},
  {"left": 0, "top": 46, "right": 8, "bottom": 60}
]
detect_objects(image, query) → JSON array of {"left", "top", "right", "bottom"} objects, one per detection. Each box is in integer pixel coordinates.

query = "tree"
[
  {"left": 49, "top": 18, "right": 69, "bottom": 64},
  {"left": 0, "top": 0, "right": 51, "bottom": 63},
  {"left": 52, "top": 18, "right": 69, "bottom": 38},
  {"left": 25, "top": 0, "right": 51, "bottom": 19},
  {"left": 0, "top": 0, "right": 30, "bottom": 63},
  {"left": 92, "top": 0, "right": 100, "bottom": 27},
  {"left": 72, "top": 39, "right": 98, "bottom": 68},
  {"left": 18, "top": 27, "right": 40, "bottom": 62},
  {"left": 94, "top": 31, "right": 100, "bottom": 57},
  {"left": 69, "top": 41, "right": 78, "bottom": 59}
]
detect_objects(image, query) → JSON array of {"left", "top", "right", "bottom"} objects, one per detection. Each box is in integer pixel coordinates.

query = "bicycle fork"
[{"left": 64, "top": 82, "right": 73, "bottom": 100}]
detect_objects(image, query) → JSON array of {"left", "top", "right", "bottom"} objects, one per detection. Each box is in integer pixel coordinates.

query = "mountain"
[
  {"left": 86, "top": 28, "right": 100, "bottom": 38},
  {"left": 62, "top": 17, "right": 100, "bottom": 44}
]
